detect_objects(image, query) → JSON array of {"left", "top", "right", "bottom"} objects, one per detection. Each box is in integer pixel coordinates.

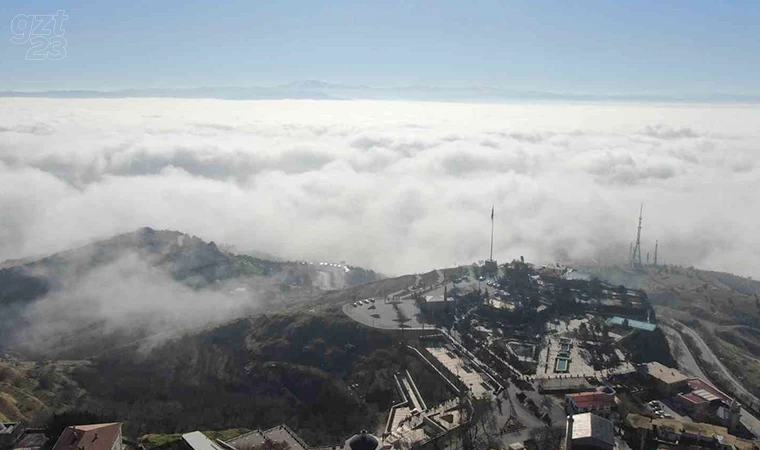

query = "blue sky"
[{"left": 1, "top": 0, "right": 759, "bottom": 96}]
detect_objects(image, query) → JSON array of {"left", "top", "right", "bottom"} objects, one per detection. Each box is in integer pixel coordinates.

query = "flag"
[{"left": 491, "top": 205, "right": 494, "bottom": 220}]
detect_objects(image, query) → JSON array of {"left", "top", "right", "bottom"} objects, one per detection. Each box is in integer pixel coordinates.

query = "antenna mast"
[{"left": 630, "top": 204, "right": 643, "bottom": 269}]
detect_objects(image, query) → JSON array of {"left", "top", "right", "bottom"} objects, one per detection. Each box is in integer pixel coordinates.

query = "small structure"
[
  {"left": 537, "top": 377, "right": 594, "bottom": 394},
  {"left": 345, "top": 431, "right": 379, "bottom": 450},
  {"left": 51, "top": 423, "right": 122, "bottom": 450},
  {"left": 567, "top": 413, "right": 614, "bottom": 450},
  {"left": 0, "top": 422, "right": 47, "bottom": 450},
  {"left": 565, "top": 391, "right": 616, "bottom": 417},
  {"left": 421, "top": 285, "right": 454, "bottom": 315},
  {"left": 0, "top": 422, "right": 25, "bottom": 449},
  {"left": 182, "top": 432, "right": 227, "bottom": 450},
  {"left": 637, "top": 362, "right": 689, "bottom": 396},
  {"left": 729, "top": 398, "right": 742, "bottom": 434},
  {"left": 607, "top": 317, "right": 656, "bottom": 332},
  {"left": 483, "top": 260, "right": 498, "bottom": 278},
  {"left": 224, "top": 425, "right": 308, "bottom": 450}
]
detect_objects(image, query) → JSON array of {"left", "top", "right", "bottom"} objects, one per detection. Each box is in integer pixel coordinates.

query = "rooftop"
[
  {"left": 537, "top": 377, "right": 593, "bottom": 393},
  {"left": 571, "top": 413, "right": 615, "bottom": 447},
  {"left": 51, "top": 423, "right": 121, "bottom": 450},
  {"left": 687, "top": 378, "right": 732, "bottom": 404},
  {"left": 182, "top": 432, "right": 227, "bottom": 450},
  {"left": 625, "top": 414, "right": 653, "bottom": 431},
  {"left": 224, "top": 425, "right": 308, "bottom": 450},
  {"left": 567, "top": 392, "right": 615, "bottom": 409},
  {"left": 0, "top": 423, "right": 19, "bottom": 435},
  {"left": 678, "top": 392, "right": 708, "bottom": 405},
  {"left": 608, "top": 316, "right": 656, "bottom": 331},
  {"left": 642, "top": 362, "right": 689, "bottom": 385},
  {"left": 424, "top": 294, "right": 447, "bottom": 303}
]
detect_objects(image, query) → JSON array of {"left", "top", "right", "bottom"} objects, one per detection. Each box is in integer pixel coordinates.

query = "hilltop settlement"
[{"left": 3, "top": 244, "right": 760, "bottom": 450}]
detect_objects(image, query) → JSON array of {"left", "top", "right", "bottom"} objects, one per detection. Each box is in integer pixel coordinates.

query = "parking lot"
[{"left": 343, "top": 298, "right": 427, "bottom": 329}]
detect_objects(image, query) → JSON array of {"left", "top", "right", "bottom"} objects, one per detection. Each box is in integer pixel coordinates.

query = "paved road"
[
  {"left": 663, "top": 319, "right": 760, "bottom": 436},
  {"left": 661, "top": 324, "right": 708, "bottom": 380},
  {"left": 670, "top": 319, "right": 760, "bottom": 408}
]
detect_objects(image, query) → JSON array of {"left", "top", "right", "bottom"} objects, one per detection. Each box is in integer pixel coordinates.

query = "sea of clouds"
[{"left": 1, "top": 98, "right": 759, "bottom": 278}]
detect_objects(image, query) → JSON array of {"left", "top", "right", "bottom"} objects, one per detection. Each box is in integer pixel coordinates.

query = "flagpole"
[{"left": 490, "top": 205, "right": 494, "bottom": 261}]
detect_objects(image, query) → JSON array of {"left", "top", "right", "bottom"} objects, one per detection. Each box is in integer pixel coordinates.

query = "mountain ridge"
[{"left": 3, "top": 82, "right": 759, "bottom": 103}]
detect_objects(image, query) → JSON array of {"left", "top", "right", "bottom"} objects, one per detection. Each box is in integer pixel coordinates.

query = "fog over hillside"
[{"left": 1, "top": 98, "right": 759, "bottom": 277}]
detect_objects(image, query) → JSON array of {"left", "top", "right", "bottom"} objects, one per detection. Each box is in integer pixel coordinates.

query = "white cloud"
[{"left": 1, "top": 98, "right": 760, "bottom": 278}]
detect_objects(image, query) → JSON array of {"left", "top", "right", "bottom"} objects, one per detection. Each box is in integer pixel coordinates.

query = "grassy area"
[
  {"left": 140, "top": 429, "right": 251, "bottom": 447},
  {"left": 0, "top": 360, "right": 88, "bottom": 422}
]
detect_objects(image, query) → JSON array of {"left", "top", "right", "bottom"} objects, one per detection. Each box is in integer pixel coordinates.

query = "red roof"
[
  {"left": 687, "top": 379, "right": 732, "bottom": 404},
  {"left": 679, "top": 392, "right": 708, "bottom": 405},
  {"left": 51, "top": 423, "right": 121, "bottom": 450},
  {"left": 567, "top": 392, "right": 615, "bottom": 409}
]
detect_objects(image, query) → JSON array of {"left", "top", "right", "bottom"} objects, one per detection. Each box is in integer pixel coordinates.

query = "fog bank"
[{"left": 1, "top": 98, "right": 759, "bottom": 277}]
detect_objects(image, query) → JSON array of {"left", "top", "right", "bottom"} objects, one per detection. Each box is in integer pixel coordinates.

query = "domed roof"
[{"left": 346, "top": 430, "right": 379, "bottom": 450}]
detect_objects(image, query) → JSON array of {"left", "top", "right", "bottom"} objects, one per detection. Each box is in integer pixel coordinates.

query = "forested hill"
[
  {"left": 0, "top": 227, "right": 282, "bottom": 307},
  {"left": 55, "top": 312, "right": 450, "bottom": 444},
  {"left": 0, "top": 227, "right": 381, "bottom": 359}
]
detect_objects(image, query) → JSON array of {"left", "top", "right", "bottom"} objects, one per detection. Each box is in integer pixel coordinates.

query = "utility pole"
[{"left": 630, "top": 204, "right": 643, "bottom": 269}]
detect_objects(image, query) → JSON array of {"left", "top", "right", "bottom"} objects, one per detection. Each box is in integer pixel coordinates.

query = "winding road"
[
  {"left": 661, "top": 319, "right": 760, "bottom": 436},
  {"left": 666, "top": 319, "right": 760, "bottom": 407}
]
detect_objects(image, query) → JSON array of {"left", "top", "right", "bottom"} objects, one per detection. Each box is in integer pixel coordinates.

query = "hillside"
[
  {"left": 0, "top": 228, "right": 453, "bottom": 443},
  {"left": 3, "top": 312, "right": 453, "bottom": 445},
  {"left": 587, "top": 264, "right": 760, "bottom": 398},
  {"left": 0, "top": 228, "right": 381, "bottom": 359},
  {"left": 0, "top": 359, "right": 87, "bottom": 422}
]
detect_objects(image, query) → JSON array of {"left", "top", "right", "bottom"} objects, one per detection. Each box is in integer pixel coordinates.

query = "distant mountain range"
[{"left": 2, "top": 81, "right": 759, "bottom": 103}]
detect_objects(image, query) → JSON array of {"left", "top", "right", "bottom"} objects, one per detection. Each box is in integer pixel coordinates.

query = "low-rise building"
[
  {"left": 565, "top": 392, "right": 616, "bottom": 417},
  {"left": 0, "top": 422, "right": 47, "bottom": 450},
  {"left": 0, "top": 423, "right": 25, "bottom": 450},
  {"left": 224, "top": 425, "right": 308, "bottom": 450},
  {"left": 182, "top": 432, "right": 228, "bottom": 450},
  {"left": 51, "top": 423, "right": 122, "bottom": 450},
  {"left": 677, "top": 378, "right": 740, "bottom": 430},
  {"left": 422, "top": 286, "right": 452, "bottom": 314},
  {"left": 624, "top": 414, "right": 754, "bottom": 450},
  {"left": 565, "top": 413, "right": 615, "bottom": 450},
  {"left": 637, "top": 362, "right": 689, "bottom": 396}
]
